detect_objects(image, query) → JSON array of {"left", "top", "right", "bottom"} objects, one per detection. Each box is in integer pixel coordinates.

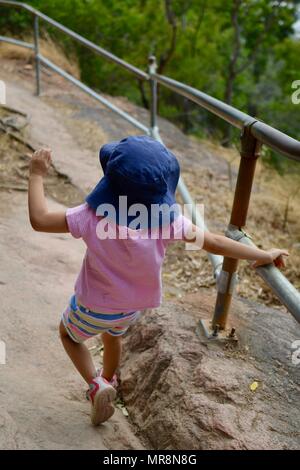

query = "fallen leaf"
[
  {"left": 116, "top": 403, "right": 129, "bottom": 417},
  {"left": 250, "top": 381, "right": 259, "bottom": 392},
  {"left": 121, "top": 407, "right": 129, "bottom": 417}
]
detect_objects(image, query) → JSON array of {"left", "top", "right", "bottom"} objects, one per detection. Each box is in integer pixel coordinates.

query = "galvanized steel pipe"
[
  {"left": 226, "top": 225, "right": 300, "bottom": 324},
  {"left": 151, "top": 127, "right": 223, "bottom": 279}
]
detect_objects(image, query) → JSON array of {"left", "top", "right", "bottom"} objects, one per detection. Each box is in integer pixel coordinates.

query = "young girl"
[{"left": 28, "top": 135, "right": 288, "bottom": 426}]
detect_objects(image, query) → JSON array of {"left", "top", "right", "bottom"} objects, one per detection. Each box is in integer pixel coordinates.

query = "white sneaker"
[
  {"left": 96, "top": 367, "right": 118, "bottom": 389},
  {"left": 86, "top": 376, "right": 117, "bottom": 425}
]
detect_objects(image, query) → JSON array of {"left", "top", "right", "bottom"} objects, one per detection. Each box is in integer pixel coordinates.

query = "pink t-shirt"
[{"left": 66, "top": 203, "right": 193, "bottom": 313}]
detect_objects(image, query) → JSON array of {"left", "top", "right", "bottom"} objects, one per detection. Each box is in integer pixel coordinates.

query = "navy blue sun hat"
[{"left": 86, "top": 135, "right": 181, "bottom": 229}]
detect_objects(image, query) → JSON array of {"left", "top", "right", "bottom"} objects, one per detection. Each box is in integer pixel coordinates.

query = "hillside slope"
[{"left": 0, "top": 54, "right": 299, "bottom": 449}]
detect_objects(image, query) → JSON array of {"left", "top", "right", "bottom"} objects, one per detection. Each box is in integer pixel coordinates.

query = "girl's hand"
[
  {"left": 29, "top": 148, "right": 52, "bottom": 176},
  {"left": 251, "top": 248, "right": 289, "bottom": 269}
]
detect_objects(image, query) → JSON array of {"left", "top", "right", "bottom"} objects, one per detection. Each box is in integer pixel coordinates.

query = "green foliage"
[{"left": 0, "top": 0, "right": 299, "bottom": 172}]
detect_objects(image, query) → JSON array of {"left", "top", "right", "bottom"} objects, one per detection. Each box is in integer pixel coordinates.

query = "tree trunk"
[{"left": 137, "top": 79, "right": 149, "bottom": 110}]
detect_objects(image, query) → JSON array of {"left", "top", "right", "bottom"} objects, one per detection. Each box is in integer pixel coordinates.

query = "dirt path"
[{"left": 0, "top": 69, "right": 146, "bottom": 450}]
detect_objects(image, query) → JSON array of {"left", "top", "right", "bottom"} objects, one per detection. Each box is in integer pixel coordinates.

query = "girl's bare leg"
[
  {"left": 101, "top": 332, "right": 122, "bottom": 382},
  {"left": 59, "top": 321, "right": 96, "bottom": 384}
]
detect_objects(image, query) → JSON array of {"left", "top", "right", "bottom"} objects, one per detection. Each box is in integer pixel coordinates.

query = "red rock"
[{"left": 120, "top": 295, "right": 300, "bottom": 450}]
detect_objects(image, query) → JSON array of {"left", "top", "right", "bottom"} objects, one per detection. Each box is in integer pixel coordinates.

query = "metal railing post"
[
  {"left": 211, "top": 123, "right": 261, "bottom": 332},
  {"left": 33, "top": 14, "right": 40, "bottom": 96},
  {"left": 148, "top": 55, "right": 158, "bottom": 135}
]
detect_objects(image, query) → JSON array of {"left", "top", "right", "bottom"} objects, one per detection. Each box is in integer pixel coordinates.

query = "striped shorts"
[{"left": 62, "top": 295, "right": 141, "bottom": 343}]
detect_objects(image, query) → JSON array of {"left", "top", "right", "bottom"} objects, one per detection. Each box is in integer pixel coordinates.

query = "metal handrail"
[
  {"left": 151, "top": 126, "right": 223, "bottom": 277},
  {"left": 0, "top": 0, "right": 299, "bottom": 329},
  {"left": 153, "top": 73, "right": 300, "bottom": 162},
  {"left": 226, "top": 224, "right": 300, "bottom": 323},
  {"left": 0, "top": 33, "right": 33, "bottom": 49}
]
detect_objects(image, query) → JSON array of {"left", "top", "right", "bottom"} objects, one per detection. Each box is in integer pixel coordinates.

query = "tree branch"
[
  {"left": 158, "top": 0, "right": 178, "bottom": 74},
  {"left": 191, "top": 0, "right": 207, "bottom": 56}
]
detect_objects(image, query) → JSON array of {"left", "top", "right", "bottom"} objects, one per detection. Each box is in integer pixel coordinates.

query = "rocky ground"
[
  {"left": 121, "top": 295, "right": 300, "bottom": 449},
  {"left": 0, "top": 53, "right": 299, "bottom": 449}
]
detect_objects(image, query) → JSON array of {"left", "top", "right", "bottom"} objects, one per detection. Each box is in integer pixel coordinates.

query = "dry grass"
[{"left": 0, "top": 34, "right": 80, "bottom": 78}]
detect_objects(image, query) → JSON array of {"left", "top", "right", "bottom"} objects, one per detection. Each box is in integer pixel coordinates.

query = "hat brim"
[{"left": 86, "top": 175, "right": 179, "bottom": 229}]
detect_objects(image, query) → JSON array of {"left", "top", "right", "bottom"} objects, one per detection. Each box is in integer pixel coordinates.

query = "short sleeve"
[
  {"left": 66, "top": 203, "right": 90, "bottom": 239},
  {"left": 162, "top": 215, "right": 193, "bottom": 244}
]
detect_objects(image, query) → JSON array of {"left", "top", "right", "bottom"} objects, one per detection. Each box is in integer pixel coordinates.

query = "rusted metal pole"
[{"left": 212, "top": 123, "right": 261, "bottom": 330}]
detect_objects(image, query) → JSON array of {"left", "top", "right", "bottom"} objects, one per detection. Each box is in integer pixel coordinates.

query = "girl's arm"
[
  {"left": 28, "top": 148, "right": 69, "bottom": 233},
  {"left": 186, "top": 225, "right": 288, "bottom": 269}
]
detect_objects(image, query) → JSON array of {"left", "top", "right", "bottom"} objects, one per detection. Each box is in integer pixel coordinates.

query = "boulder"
[{"left": 120, "top": 292, "right": 300, "bottom": 450}]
